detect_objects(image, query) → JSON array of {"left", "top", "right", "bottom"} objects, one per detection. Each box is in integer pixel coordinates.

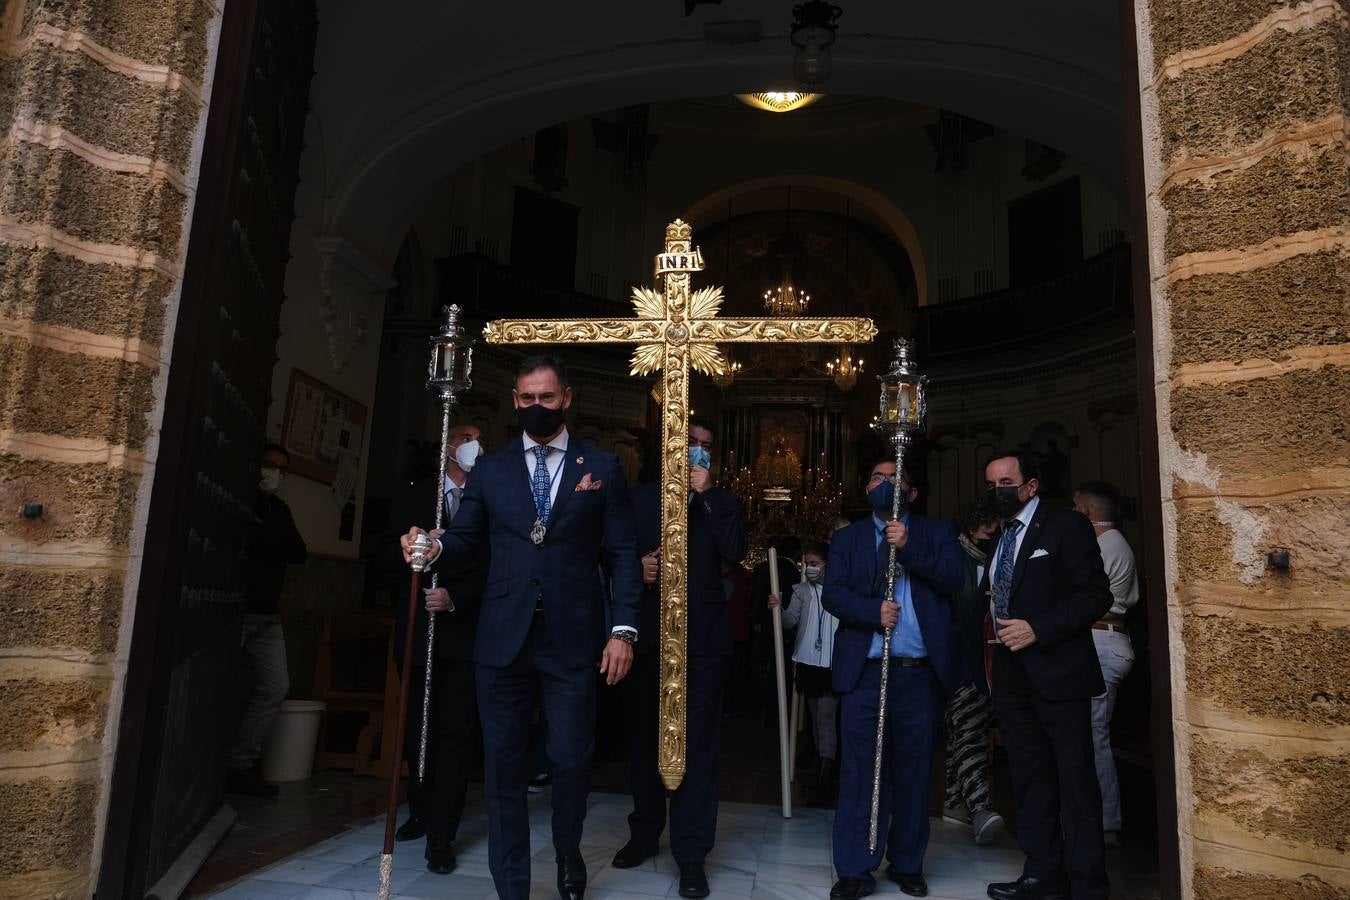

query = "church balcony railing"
[{"left": 913, "top": 243, "right": 1132, "bottom": 359}]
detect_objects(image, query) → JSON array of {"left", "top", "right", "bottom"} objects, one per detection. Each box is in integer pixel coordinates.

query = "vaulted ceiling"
[{"left": 302, "top": 0, "right": 1125, "bottom": 261}]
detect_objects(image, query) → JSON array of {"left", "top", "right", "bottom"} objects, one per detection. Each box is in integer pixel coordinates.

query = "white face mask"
[
  {"left": 259, "top": 468, "right": 283, "bottom": 494},
  {"left": 454, "top": 439, "right": 484, "bottom": 472},
  {"left": 804, "top": 564, "right": 822, "bottom": 583}
]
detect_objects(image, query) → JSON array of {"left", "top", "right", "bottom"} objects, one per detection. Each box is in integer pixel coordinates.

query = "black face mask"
[
  {"left": 988, "top": 484, "right": 1026, "bottom": 519},
  {"left": 975, "top": 537, "right": 996, "bottom": 556},
  {"left": 517, "top": 404, "right": 566, "bottom": 438}
]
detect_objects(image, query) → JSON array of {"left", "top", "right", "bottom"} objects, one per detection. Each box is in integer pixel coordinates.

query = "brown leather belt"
[{"left": 1092, "top": 621, "right": 1125, "bottom": 633}]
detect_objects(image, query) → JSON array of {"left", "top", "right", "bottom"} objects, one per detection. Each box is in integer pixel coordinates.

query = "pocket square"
[
  {"left": 575, "top": 474, "right": 603, "bottom": 492},
  {"left": 1030, "top": 548, "right": 1050, "bottom": 559}
]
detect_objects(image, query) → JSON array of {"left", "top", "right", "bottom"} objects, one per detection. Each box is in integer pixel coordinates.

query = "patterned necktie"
[
  {"left": 992, "top": 519, "right": 1024, "bottom": 622},
  {"left": 531, "top": 445, "right": 553, "bottom": 523},
  {"left": 446, "top": 485, "right": 463, "bottom": 523}
]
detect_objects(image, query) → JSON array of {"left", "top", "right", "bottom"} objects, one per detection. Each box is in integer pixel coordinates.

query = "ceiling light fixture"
[
  {"left": 789, "top": 1, "right": 842, "bottom": 88},
  {"left": 734, "top": 91, "right": 823, "bottom": 113}
]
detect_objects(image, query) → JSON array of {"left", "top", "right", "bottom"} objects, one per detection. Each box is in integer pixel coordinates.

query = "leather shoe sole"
[
  {"left": 886, "top": 870, "right": 928, "bottom": 897},
  {"left": 611, "top": 841, "right": 658, "bottom": 869}
]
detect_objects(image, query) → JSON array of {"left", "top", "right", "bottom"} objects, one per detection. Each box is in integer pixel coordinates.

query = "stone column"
[
  {"left": 1134, "top": 1, "right": 1350, "bottom": 896},
  {"left": 0, "top": 1, "right": 223, "bottom": 895}
]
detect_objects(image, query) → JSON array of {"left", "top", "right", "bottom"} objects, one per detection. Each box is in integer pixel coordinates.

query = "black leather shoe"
[
  {"left": 829, "top": 877, "right": 874, "bottom": 900},
  {"left": 611, "top": 838, "right": 658, "bottom": 869},
  {"left": 678, "top": 863, "right": 709, "bottom": 898},
  {"left": 224, "top": 767, "right": 278, "bottom": 798},
  {"left": 395, "top": 815, "right": 425, "bottom": 842},
  {"left": 986, "top": 875, "right": 1070, "bottom": 900},
  {"left": 425, "top": 839, "right": 456, "bottom": 874},
  {"left": 557, "top": 850, "right": 587, "bottom": 900},
  {"left": 886, "top": 869, "right": 928, "bottom": 897}
]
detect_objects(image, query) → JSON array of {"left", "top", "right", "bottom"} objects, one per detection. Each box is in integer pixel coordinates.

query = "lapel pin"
[{"left": 576, "top": 456, "right": 584, "bottom": 465}]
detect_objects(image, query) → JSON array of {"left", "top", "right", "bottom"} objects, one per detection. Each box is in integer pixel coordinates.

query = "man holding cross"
[{"left": 402, "top": 354, "right": 642, "bottom": 900}]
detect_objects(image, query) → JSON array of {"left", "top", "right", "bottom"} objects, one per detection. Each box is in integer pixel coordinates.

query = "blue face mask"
[
  {"left": 868, "top": 480, "right": 909, "bottom": 517},
  {"left": 689, "top": 446, "right": 711, "bottom": 470}
]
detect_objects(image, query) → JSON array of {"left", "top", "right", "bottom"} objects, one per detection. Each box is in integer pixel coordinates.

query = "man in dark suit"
[
  {"left": 612, "top": 414, "right": 747, "bottom": 898},
  {"left": 402, "top": 355, "right": 642, "bottom": 900},
  {"left": 386, "top": 423, "right": 487, "bottom": 874},
  {"left": 982, "top": 450, "right": 1113, "bottom": 900},
  {"left": 823, "top": 460, "right": 965, "bottom": 899}
]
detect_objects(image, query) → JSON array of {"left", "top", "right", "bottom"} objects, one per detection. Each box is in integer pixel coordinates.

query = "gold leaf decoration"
[
  {"left": 631, "top": 286, "right": 665, "bottom": 319},
  {"left": 688, "top": 343, "right": 725, "bottom": 376},
  {"left": 629, "top": 342, "right": 665, "bottom": 376},
  {"left": 688, "top": 285, "right": 724, "bottom": 320}
]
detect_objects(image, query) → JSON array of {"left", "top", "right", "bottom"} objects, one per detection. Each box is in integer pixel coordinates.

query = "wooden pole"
[
  {"left": 787, "top": 556, "right": 806, "bottom": 782},
  {"left": 768, "top": 547, "right": 791, "bottom": 818}
]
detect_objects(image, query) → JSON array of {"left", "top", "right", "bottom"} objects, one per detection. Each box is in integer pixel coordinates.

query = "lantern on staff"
[{"left": 427, "top": 304, "right": 475, "bottom": 403}]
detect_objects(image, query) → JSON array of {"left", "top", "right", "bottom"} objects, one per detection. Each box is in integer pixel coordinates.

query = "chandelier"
[
  {"left": 735, "top": 92, "right": 824, "bottom": 113},
  {"left": 711, "top": 353, "right": 743, "bottom": 390},
  {"left": 762, "top": 282, "right": 810, "bottom": 316},
  {"left": 826, "top": 346, "right": 863, "bottom": 391}
]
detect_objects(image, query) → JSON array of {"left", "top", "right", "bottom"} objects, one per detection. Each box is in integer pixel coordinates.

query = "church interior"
[{"left": 2, "top": 0, "right": 1345, "bottom": 898}]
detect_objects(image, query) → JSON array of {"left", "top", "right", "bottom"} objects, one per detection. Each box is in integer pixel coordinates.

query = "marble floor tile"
[
  {"left": 206, "top": 879, "right": 308, "bottom": 899},
  {"left": 589, "top": 865, "right": 681, "bottom": 896},
  {"left": 255, "top": 858, "right": 353, "bottom": 887}
]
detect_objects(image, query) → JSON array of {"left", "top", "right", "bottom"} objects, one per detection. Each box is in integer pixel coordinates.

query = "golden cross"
[{"left": 485, "top": 218, "right": 876, "bottom": 788}]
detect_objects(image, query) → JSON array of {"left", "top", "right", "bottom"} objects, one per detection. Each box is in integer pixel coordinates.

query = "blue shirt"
[{"left": 868, "top": 513, "right": 928, "bottom": 658}]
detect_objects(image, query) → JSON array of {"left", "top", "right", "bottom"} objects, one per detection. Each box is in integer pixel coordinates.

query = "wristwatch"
[{"left": 611, "top": 630, "right": 637, "bottom": 645}]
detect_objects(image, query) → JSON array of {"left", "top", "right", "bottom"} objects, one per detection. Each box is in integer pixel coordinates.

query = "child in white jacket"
[{"left": 767, "top": 541, "right": 839, "bottom": 804}]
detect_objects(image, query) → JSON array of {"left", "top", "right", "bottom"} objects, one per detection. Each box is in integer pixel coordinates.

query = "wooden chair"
[{"left": 313, "top": 613, "right": 403, "bottom": 779}]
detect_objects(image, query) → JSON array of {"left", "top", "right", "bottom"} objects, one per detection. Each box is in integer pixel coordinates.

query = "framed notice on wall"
[{"left": 280, "top": 369, "right": 367, "bottom": 504}]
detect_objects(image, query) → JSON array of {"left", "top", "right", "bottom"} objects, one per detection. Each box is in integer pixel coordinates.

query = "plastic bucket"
[{"left": 258, "top": 699, "right": 326, "bottom": 782}]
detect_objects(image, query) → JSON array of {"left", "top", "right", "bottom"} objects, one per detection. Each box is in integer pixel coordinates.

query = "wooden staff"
[
  {"left": 768, "top": 546, "right": 792, "bottom": 818},
  {"left": 379, "top": 533, "right": 434, "bottom": 900}
]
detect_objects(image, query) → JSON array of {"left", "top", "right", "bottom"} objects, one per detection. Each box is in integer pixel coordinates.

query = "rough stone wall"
[
  {"left": 0, "top": 0, "right": 223, "bottom": 896},
  {"left": 1136, "top": 0, "right": 1350, "bottom": 895}
]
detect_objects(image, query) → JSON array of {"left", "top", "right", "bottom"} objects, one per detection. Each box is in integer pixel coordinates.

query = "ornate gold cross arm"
[{"left": 484, "top": 218, "right": 875, "bottom": 790}]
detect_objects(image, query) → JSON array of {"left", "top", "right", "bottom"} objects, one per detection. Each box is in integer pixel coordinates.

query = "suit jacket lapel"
[
  {"left": 1009, "top": 502, "right": 1047, "bottom": 599},
  {"left": 545, "top": 439, "right": 586, "bottom": 524}
]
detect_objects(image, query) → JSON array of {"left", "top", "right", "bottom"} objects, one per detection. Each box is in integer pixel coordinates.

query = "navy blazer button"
[{"left": 530, "top": 578, "right": 540, "bottom": 586}]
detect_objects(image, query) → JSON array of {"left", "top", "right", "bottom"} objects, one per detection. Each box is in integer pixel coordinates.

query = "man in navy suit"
[
  {"left": 402, "top": 355, "right": 642, "bottom": 900},
  {"left": 612, "top": 414, "right": 746, "bottom": 898},
  {"left": 823, "top": 460, "right": 965, "bottom": 899},
  {"left": 982, "top": 450, "right": 1112, "bottom": 900}
]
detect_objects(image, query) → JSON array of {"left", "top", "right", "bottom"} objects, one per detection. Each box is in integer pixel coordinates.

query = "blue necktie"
[
  {"left": 992, "top": 519, "right": 1023, "bottom": 622},
  {"left": 531, "top": 446, "right": 553, "bottom": 522}
]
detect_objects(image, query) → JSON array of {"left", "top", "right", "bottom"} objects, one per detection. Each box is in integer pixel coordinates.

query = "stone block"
[
  {"left": 1148, "top": 0, "right": 1299, "bottom": 65},
  {"left": 0, "top": 677, "right": 109, "bottom": 753},
  {"left": 0, "top": 454, "right": 139, "bottom": 548},
  {"left": 0, "top": 336, "right": 157, "bottom": 448},
  {"left": 1158, "top": 21, "right": 1350, "bottom": 162},
  {"left": 0, "top": 142, "right": 186, "bottom": 258},
  {"left": 0, "top": 777, "right": 95, "bottom": 876},
  {"left": 0, "top": 567, "right": 122, "bottom": 656},
  {"left": 1164, "top": 145, "right": 1350, "bottom": 259},
  {"left": 14, "top": 43, "right": 202, "bottom": 173},
  {"left": 1195, "top": 868, "right": 1350, "bottom": 900},
  {"left": 1169, "top": 365, "right": 1350, "bottom": 480},
  {"left": 0, "top": 244, "right": 172, "bottom": 343},
  {"left": 1183, "top": 613, "right": 1350, "bottom": 727},
  {"left": 24, "top": 0, "right": 216, "bottom": 82},
  {"left": 1192, "top": 737, "right": 1350, "bottom": 854},
  {"left": 1175, "top": 492, "right": 1350, "bottom": 594},
  {"left": 1169, "top": 250, "right": 1348, "bottom": 366}
]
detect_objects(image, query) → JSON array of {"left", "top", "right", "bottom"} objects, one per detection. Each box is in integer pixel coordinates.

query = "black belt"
[{"left": 875, "top": 655, "right": 928, "bottom": 667}]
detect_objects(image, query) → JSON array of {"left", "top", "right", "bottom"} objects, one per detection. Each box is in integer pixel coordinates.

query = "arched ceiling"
[{"left": 303, "top": 0, "right": 1124, "bottom": 262}]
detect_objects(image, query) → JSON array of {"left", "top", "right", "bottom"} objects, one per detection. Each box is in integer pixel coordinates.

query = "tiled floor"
[{"left": 204, "top": 790, "right": 1031, "bottom": 900}]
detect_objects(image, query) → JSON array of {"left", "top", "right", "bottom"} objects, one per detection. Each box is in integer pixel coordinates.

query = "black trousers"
[
  {"left": 622, "top": 649, "right": 729, "bottom": 865},
  {"left": 992, "top": 648, "right": 1108, "bottom": 900},
  {"left": 476, "top": 619, "right": 595, "bottom": 900},
  {"left": 402, "top": 657, "right": 479, "bottom": 845}
]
